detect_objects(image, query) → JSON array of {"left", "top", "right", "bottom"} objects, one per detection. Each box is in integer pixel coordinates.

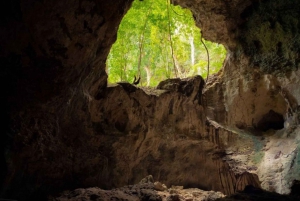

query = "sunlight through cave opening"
[{"left": 106, "top": 0, "right": 227, "bottom": 87}]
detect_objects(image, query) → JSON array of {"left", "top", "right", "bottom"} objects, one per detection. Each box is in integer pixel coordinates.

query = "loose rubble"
[{"left": 51, "top": 175, "right": 225, "bottom": 201}]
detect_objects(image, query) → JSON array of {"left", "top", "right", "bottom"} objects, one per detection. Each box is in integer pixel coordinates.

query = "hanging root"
[{"left": 200, "top": 31, "right": 210, "bottom": 82}]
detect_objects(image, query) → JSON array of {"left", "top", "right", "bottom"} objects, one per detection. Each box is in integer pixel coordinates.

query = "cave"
[
  {"left": 290, "top": 180, "right": 300, "bottom": 197},
  {"left": 256, "top": 110, "right": 284, "bottom": 132},
  {"left": 1, "top": 0, "right": 300, "bottom": 200},
  {"left": 106, "top": 0, "right": 227, "bottom": 86}
]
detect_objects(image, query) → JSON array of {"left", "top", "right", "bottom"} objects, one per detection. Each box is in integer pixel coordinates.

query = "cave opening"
[
  {"left": 256, "top": 110, "right": 284, "bottom": 132},
  {"left": 106, "top": 0, "right": 227, "bottom": 87},
  {"left": 4, "top": 0, "right": 300, "bottom": 200}
]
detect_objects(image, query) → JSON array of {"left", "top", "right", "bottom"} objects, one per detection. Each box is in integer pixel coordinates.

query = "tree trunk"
[
  {"left": 189, "top": 36, "right": 195, "bottom": 66},
  {"left": 144, "top": 66, "right": 151, "bottom": 86},
  {"left": 174, "top": 55, "right": 185, "bottom": 78}
]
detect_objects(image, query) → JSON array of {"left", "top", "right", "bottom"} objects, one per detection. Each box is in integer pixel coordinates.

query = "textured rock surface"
[
  {"left": 88, "top": 76, "right": 258, "bottom": 194},
  {"left": 174, "top": 0, "right": 300, "bottom": 195},
  {"left": 215, "top": 185, "right": 299, "bottom": 201},
  {"left": 52, "top": 182, "right": 225, "bottom": 201},
  {"left": 52, "top": 183, "right": 162, "bottom": 201},
  {"left": 1, "top": 0, "right": 134, "bottom": 199},
  {"left": 173, "top": 0, "right": 252, "bottom": 49},
  {"left": 2, "top": 0, "right": 300, "bottom": 200}
]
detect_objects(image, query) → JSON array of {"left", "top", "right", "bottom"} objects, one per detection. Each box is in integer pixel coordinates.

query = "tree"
[{"left": 107, "top": 0, "right": 227, "bottom": 86}]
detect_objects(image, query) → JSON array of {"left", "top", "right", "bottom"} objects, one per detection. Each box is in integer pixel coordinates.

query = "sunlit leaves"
[{"left": 107, "top": 0, "right": 227, "bottom": 86}]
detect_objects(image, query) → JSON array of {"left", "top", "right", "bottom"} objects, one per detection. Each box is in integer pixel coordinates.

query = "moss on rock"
[{"left": 238, "top": 0, "right": 300, "bottom": 74}]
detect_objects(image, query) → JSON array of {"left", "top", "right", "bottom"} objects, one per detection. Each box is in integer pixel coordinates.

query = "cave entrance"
[{"left": 106, "top": 0, "right": 227, "bottom": 87}]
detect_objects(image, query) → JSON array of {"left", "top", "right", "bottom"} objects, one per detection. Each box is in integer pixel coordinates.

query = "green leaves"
[{"left": 107, "top": 0, "right": 226, "bottom": 86}]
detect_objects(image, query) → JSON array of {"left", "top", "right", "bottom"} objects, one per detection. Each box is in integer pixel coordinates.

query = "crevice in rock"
[
  {"left": 290, "top": 180, "right": 300, "bottom": 197},
  {"left": 256, "top": 110, "right": 284, "bottom": 132}
]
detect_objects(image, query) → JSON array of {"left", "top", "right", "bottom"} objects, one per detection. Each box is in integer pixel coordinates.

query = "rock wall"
[
  {"left": 1, "top": 0, "right": 300, "bottom": 200},
  {"left": 88, "top": 77, "right": 260, "bottom": 196},
  {"left": 176, "top": 0, "right": 300, "bottom": 195},
  {"left": 0, "top": 0, "right": 133, "bottom": 199}
]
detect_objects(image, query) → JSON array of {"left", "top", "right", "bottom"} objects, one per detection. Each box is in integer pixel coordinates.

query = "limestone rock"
[
  {"left": 171, "top": 186, "right": 184, "bottom": 190},
  {"left": 166, "top": 194, "right": 180, "bottom": 201},
  {"left": 215, "top": 185, "right": 299, "bottom": 201},
  {"left": 154, "top": 182, "right": 168, "bottom": 191},
  {"left": 2, "top": 0, "right": 300, "bottom": 199},
  {"left": 53, "top": 184, "right": 225, "bottom": 201},
  {"left": 157, "top": 75, "right": 205, "bottom": 98},
  {"left": 140, "top": 175, "right": 154, "bottom": 184},
  {"left": 52, "top": 183, "right": 161, "bottom": 201}
]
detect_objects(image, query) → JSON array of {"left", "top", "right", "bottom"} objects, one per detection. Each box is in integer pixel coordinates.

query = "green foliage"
[{"left": 107, "top": 0, "right": 227, "bottom": 86}]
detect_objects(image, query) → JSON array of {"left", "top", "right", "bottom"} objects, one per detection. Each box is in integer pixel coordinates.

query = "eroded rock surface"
[
  {"left": 216, "top": 185, "right": 299, "bottom": 201},
  {"left": 2, "top": 0, "right": 300, "bottom": 200},
  {"left": 89, "top": 76, "right": 258, "bottom": 194},
  {"left": 52, "top": 182, "right": 225, "bottom": 201},
  {"left": 176, "top": 0, "right": 300, "bottom": 195}
]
